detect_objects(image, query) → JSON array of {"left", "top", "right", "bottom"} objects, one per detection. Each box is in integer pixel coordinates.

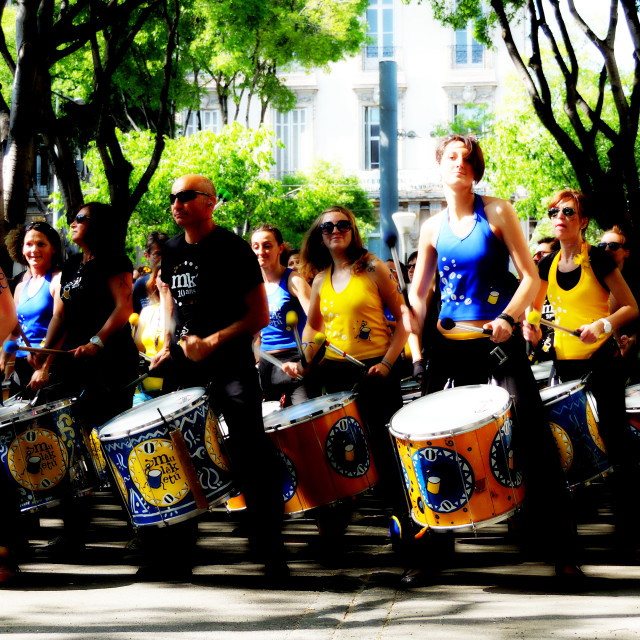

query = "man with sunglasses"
[{"left": 152, "top": 174, "right": 287, "bottom": 581}]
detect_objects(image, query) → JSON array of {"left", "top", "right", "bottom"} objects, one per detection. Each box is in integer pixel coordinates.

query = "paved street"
[{"left": 2, "top": 485, "right": 640, "bottom": 640}]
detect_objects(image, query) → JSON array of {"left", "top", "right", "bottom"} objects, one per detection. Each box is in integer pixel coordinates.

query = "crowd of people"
[{"left": 1, "top": 134, "right": 639, "bottom": 589}]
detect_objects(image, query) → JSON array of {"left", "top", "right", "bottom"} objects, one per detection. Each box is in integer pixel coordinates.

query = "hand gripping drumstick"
[
  {"left": 440, "top": 317, "right": 492, "bottom": 336},
  {"left": 254, "top": 344, "right": 304, "bottom": 380},
  {"left": 527, "top": 310, "right": 582, "bottom": 337},
  {"left": 157, "top": 409, "right": 209, "bottom": 511},
  {"left": 3, "top": 341, "right": 70, "bottom": 356},
  {"left": 384, "top": 231, "right": 412, "bottom": 310},
  {"left": 285, "top": 310, "right": 307, "bottom": 368}
]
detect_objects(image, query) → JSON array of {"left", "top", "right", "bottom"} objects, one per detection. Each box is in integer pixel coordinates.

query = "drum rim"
[
  {"left": 539, "top": 379, "right": 585, "bottom": 406},
  {"left": 0, "top": 397, "right": 76, "bottom": 426},
  {"left": 262, "top": 390, "right": 356, "bottom": 430},
  {"left": 388, "top": 384, "right": 512, "bottom": 439},
  {"left": 98, "top": 387, "right": 207, "bottom": 440}
]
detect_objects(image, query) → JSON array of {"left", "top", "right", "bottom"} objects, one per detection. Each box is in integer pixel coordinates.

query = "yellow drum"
[{"left": 389, "top": 385, "right": 525, "bottom": 531}]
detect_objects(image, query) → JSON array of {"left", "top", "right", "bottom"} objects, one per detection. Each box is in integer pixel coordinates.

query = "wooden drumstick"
[
  {"left": 157, "top": 409, "right": 209, "bottom": 510},
  {"left": 286, "top": 310, "right": 307, "bottom": 368},
  {"left": 324, "top": 339, "right": 366, "bottom": 367},
  {"left": 258, "top": 348, "right": 303, "bottom": 381},
  {"left": 3, "top": 341, "right": 70, "bottom": 356},
  {"left": 527, "top": 310, "right": 582, "bottom": 337},
  {"left": 440, "top": 317, "right": 492, "bottom": 336}
]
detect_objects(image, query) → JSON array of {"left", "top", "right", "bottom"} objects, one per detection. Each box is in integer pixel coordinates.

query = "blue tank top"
[
  {"left": 436, "top": 194, "right": 513, "bottom": 322},
  {"left": 261, "top": 268, "right": 307, "bottom": 351},
  {"left": 16, "top": 271, "right": 55, "bottom": 358}
]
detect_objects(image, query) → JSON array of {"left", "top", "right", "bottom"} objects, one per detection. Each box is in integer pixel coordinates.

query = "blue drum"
[
  {"left": 540, "top": 380, "right": 611, "bottom": 489},
  {"left": 98, "top": 388, "right": 234, "bottom": 527},
  {"left": 0, "top": 398, "right": 96, "bottom": 512}
]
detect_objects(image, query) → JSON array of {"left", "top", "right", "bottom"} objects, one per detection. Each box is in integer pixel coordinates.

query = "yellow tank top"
[
  {"left": 319, "top": 267, "right": 391, "bottom": 360},
  {"left": 547, "top": 246, "right": 610, "bottom": 360},
  {"left": 138, "top": 303, "right": 164, "bottom": 391}
]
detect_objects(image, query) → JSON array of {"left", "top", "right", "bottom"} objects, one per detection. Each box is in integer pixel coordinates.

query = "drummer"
[
  {"left": 524, "top": 189, "right": 640, "bottom": 561},
  {"left": 283, "top": 206, "right": 409, "bottom": 529},
  {"left": 405, "top": 134, "right": 579, "bottom": 584},
  {"left": 0, "top": 268, "right": 21, "bottom": 584},
  {"left": 152, "top": 174, "right": 287, "bottom": 582}
]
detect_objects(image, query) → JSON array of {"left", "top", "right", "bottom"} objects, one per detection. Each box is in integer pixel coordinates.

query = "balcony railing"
[{"left": 362, "top": 45, "right": 396, "bottom": 71}]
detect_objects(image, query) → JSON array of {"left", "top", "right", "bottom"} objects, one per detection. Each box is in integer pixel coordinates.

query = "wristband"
[
  {"left": 497, "top": 313, "right": 515, "bottom": 329},
  {"left": 380, "top": 358, "right": 393, "bottom": 370}
]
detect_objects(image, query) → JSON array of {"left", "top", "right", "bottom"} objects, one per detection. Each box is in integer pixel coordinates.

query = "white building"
[{"left": 184, "top": 1, "right": 523, "bottom": 257}]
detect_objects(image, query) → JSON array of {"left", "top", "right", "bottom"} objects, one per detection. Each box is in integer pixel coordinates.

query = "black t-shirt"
[
  {"left": 538, "top": 245, "right": 616, "bottom": 291},
  {"left": 60, "top": 252, "right": 134, "bottom": 348},
  {"left": 162, "top": 226, "right": 263, "bottom": 359}
]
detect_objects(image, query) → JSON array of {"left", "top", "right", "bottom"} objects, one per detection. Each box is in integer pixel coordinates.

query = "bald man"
[{"left": 153, "top": 175, "right": 287, "bottom": 581}]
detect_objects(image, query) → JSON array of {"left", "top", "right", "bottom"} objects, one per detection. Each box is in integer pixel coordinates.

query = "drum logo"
[
  {"left": 129, "top": 439, "right": 190, "bottom": 506},
  {"left": 277, "top": 451, "right": 298, "bottom": 503},
  {"left": 8, "top": 427, "right": 68, "bottom": 491},
  {"left": 413, "top": 446, "right": 474, "bottom": 513},
  {"left": 489, "top": 417, "right": 523, "bottom": 488},
  {"left": 325, "top": 416, "right": 370, "bottom": 478}
]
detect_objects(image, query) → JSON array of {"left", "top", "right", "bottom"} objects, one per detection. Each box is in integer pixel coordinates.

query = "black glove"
[{"left": 412, "top": 359, "right": 426, "bottom": 385}]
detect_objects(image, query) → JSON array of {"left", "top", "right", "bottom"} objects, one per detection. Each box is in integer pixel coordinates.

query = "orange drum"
[
  {"left": 262, "top": 392, "right": 378, "bottom": 516},
  {"left": 389, "top": 385, "right": 525, "bottom": 531}
]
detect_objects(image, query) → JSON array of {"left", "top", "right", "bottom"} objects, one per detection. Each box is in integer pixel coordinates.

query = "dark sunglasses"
[
  {"left": 169, "top": 190, "right": 212, "bottom": 205},
  {"left": 534, "top": 250, "right": 551, "bottom": 260},
  {"left": 25, "top": 221, "right": 51, "bottom": 231},
  {"left": 598, "top": 242, "right": 624, "bottom": 251},
  {"left": 320, "top": 220, "right": 352, "bottom": 234},
  {"left": 73, "top": 213, "right": 91, "bottom": 224},
  {"left": 548, "top": 206, "right": 577, "bottom": 219}
]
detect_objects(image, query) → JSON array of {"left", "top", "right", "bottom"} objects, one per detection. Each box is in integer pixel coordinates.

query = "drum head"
[
  {"left": 99, "top": 388, "right": 206, "bottom": 439},
  {"left": 626, "top": 384, "right": 640, "bottom": 412},
  {"left": 263, "top": 391, "right": 355, "bottom": 430},
  {"left": 1, "top": 398, "right": 75, "bottom": 426},
  {"left": 389, "top": 385, "right": 511, "bottom": 439},
  {"left": 539, "top": 380, "right": 584, "bottom": 405}
]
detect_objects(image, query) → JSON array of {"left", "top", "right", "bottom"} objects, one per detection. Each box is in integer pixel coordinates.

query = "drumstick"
[
  {"left": 324, "top": 339, "right": 367, "bottom": 367},
  {"left": 256, "top": 346, "right": 304, "bottom": 381},
  {"left": 440, "top": 317, "right": 492, "bottom": 336},
  {"left": 3, "top": 341, "right": 70, "bottom": 356},
  {"left": 527, "top": 311, "right": 582, "bottom": 337},
  {"left": 285, "top": 310, "right": 307, "bottom": 368},
  {"left": 384, "top": 231, "right": 412, "bottom": 310}
]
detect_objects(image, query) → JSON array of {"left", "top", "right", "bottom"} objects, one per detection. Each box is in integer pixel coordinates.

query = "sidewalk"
[{"left": 2, "top": 486, "right": 640, "bottom": 639}]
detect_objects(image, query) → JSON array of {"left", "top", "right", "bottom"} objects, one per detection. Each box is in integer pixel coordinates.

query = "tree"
[
  {"left": 181, "top": 0, "right": 370, "bottom": 129},
  {"left": 416, "top": 0, "right": 640, "bottom": 233}
]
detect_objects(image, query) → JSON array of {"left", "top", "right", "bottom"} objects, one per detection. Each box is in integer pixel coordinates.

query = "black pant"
[
  {"left": 424, "top": 329, "right": 578, "bottom": 563},
  {"left": 258, "top": 347, "right": 319, "bottom": 406}
]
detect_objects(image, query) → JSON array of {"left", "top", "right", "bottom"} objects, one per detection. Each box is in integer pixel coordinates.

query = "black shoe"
[
  {"left": 399, "top": 567, "right": 432, "bottom": 588},
  {"left": 37, "top": 535, "right": 85, "bottom": 560},
  {"left": 554, "top": 562, "right": 586, "bottom": 588},
  {"left": 263, "top": 558, "right": 290, "bottom": 585},
  {"left": 136, "top": 565, "right": 192, "bottom": 582}
]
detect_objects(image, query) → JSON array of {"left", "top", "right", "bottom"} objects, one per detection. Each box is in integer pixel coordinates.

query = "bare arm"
[{"left": 287, "top": 270, "right": 312, "bottom": 315}]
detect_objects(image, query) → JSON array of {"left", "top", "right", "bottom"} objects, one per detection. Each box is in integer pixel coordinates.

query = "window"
[
  {"left": 454, "top": 24, "right": 484, "bottom": 66},
  {"left": 451, "top": 102, "right": 490, "bottom": 134},
  {"left": 363, "top": 106, "right": 380, "bottom": 170},
  {"left": 184, "top": 110, "right": 220, "bottom": 136},
  {"left": 365, "top": 0, "right": 394, "bottom": 60},
  {"left": 274, "top": 108, "right": 308, "bottom": 176}
]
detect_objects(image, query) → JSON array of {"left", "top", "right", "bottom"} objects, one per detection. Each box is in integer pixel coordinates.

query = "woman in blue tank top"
[
  {"left": 1, "top": 221, "right": 62, "bottom": 391},
  {"left": 251, "top": 224, "right": 314, "bottom": 406},
  {"left": 403, "top": 134, "right": 581, "bottom": 585}
]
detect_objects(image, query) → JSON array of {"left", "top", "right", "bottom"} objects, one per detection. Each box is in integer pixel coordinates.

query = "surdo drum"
[
  {"left": 0, "top": 398, "right": 97, "bottom": 512},
  {"left": 98, "top": 388, "right": 233, "bottom": 527},
  {"left": 540, "top": 380, "right": 611, "bottom": 489},
  {"left": 261, "top": 391, "right": 378, "bottom": 515},
  {"left": 389, "top": 385, "right": 525, "bottom": 531}
]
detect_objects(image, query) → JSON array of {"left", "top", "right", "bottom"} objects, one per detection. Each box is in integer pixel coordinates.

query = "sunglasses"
[
  {"left": 598, "top": 242, "right": 624, "bottom": 251},
  {"left": 73, "top": 213, "right": 91, "bottom": 224},
  {"left": 169, "top": 190, "right": 212, "bottom": 205},
  {"left": 25, "top": 221, "right": 51, "bottom": 231},
  {"left": 320, "top": 220, "right": 352, "bottom": 234},
  {"left": 548, "top": 206, "right": 577, "bottom": 219},
  {"left": 534, "top": 250, "right": 551, "bottom": 260}
]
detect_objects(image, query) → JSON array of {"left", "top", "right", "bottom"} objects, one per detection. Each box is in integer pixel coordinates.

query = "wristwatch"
[
  {"left": 90, "top": 335, "right": 105, "bottom": 349},
  {"left": 599, "top": 318, "right": 612, "bottom": 334}
]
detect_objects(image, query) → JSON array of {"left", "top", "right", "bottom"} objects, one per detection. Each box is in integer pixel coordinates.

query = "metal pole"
[{"left": 379, "top": 61, "right": 398, "bottom": 261}]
